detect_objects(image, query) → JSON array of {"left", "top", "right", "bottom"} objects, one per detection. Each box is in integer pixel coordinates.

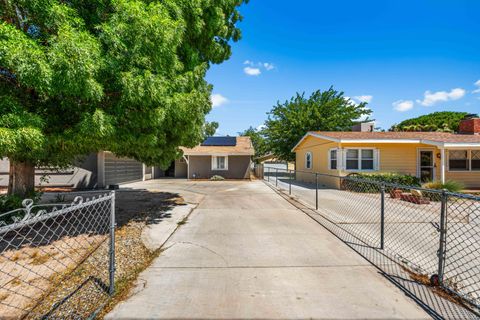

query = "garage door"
[{"left": 104, "top": 153, "right": 143, "bottom": 185}]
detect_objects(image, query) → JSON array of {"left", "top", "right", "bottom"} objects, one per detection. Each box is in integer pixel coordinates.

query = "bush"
[
  {"left": 210, "top": 175, "right": 225, "bottom": 181},
  {"left": 341, "top": 172, "right": 420, "bottom": 193},
  {"left": 0, "top": 191, "right": 43, "bottom": 219},
  {"left": 0, "top": 194, "right": 24, "bottom": 213},
  {"left": 353, "top": 172, "right": 421, "bottom": 186},
  {"left": 422, "top": 180, "right": 464, "bottom": 193}
]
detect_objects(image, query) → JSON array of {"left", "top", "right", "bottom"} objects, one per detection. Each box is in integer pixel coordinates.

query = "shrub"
[
  {"left": 210, "top": 175, "right": 225, "bottom": 181},
  {"left": 341, "top": 172, "right": 421, "bottom": 193},
  {"left": 0, "top": 191, "right": 43, "bottom": 224},
  {"left": 422, "top": 180, "right": 464, "bottom": 193}
]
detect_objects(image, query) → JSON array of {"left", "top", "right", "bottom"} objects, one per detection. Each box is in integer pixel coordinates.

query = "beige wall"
[
  {"left": 294, "top": 136, "right": 480, "bottom": 188},
  {"left": 188, "top": 155, "right": 251, "bottom": 179},
  {"left": 174, "top": 158, "right": 188, "bottom": 178}
]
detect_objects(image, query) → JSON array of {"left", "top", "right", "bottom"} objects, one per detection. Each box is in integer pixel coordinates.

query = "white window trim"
[
  {"left": 211, "top": 155, "right": 228, "bottom": 171},
  {"left": 328, "top": 148, "right": 338, "bottom": 170},
  {"left": 447, "top": 149, "right": 480, "bottom": 172},
  {"left": 342, "top": 148, "right": 378, "bottom": 172},
  {"left": 305, "top": 151, "right": 313, "bottom": 169}
]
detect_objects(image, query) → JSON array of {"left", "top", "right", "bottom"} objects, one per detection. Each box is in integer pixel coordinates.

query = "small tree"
[
  {"left": 238, "top": 126, "right": 268, "bottom": 157},
  {"left": 263, "top": 87, "right": 372, "bottom": 162},
  {"left": 204, "top": 122, "right": 219, "bottom": 137},
  {"left": 390, "top": 111, "right": 469, "bottom": 132},
  {"left": 0, "top": 0, "right": 247, "bottom": 197}
]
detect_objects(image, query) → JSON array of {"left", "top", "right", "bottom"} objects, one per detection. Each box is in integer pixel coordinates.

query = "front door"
[{"left": 418, "top": 150, "right": 435, "bottom": 182}]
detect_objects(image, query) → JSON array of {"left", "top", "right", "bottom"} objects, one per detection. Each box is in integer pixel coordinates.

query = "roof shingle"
[{"left": 181, "top": 136, "right": 255, "bottom": 155}]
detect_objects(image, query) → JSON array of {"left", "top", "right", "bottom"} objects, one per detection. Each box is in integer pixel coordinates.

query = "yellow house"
[{"left": 292, "top": 118, "right": 480, "bottom": 189}]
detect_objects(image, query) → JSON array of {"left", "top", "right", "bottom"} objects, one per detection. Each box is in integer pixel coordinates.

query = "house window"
[
  {"left": 449, "top": 150, "right": 469, "bottom": 171},
  {"left": 361, "top": 149, "right": 374, "bottom": 170},
  {"left": 471, "top": 150, "right": 480, "bottom": 171},
  {"left": 346, "top": 149, "right": 359, "bottom": 170},
  {"left": 329, "top": 149, "right": 337, "bottom": 170},
  {"left": 305, "top": 152, "right": 312, "bottom": 169},
  {"left": 346, "top": 149, "right": 376, "bottom": 171},
  {"left": 212, "top": 156, "right": 228, "bottom": 170}
]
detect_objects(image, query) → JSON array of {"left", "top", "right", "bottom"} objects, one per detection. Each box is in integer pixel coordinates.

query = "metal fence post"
[
  {"left": 315, "top": 173, "right": 318, "bottom": 210},
  {"left": 289, "top": 170, "right": 292, "bottom": 195},
  {"left": 109, "top": 191, "right": 116, "bottom": 295},
  {"left": 267, "top": 167, "right": 270, "bottom": 182},
  {"left": 380, "top": 183, "right": 385, "bottom": 250},
  {"left": 275, "top": 168, "right": 278, "bottom": 187},
  {"left": 437, "top": 189, "right": 448, "bottom": 285}
]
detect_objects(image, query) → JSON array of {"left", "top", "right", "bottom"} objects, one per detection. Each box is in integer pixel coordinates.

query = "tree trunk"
[{"left": 7, "top": 160, "right": 35, "bottom": 198}]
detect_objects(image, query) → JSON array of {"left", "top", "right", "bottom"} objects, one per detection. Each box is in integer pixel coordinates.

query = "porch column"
[{"left": 440, "top": 148, "right": 446, "bottom": 184}]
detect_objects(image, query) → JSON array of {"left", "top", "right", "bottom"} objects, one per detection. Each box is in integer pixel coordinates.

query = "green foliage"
[
  {"left": 210, "top": 175, "right": 225, "bottom": 181},
  {"left": 0, "top": 191, "right": 42, "bottom": 214},
  {"left": 422, "top": 180, "right": 465, "bottom": 193},
  {"left": 352, "top": 172, "right": 421, "bottom": 186},
  {"left": 238, "top": 126, "right": 268, "bottom": 157},
  {"left": 204, "top": 121, "right": 219, "bottom": 137},
  {"left": 342, "top": 172, "right": 421, "bottom": 193},
  {"left": 263, "top": 87, "right": 372, "bottom": 162},
  {"left": 0, "top": 0, "right": 246, "bottom": 180},
  {"left": 390, "top": 111, "right": 469, "bottom": 133}
]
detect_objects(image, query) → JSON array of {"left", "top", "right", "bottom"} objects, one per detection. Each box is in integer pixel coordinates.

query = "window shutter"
[
  {"left": 340, "top": 148, "right": 346, "bottom": 171},
  {"left": 374, "top": 149, "right": 380, "bottom": 170}
]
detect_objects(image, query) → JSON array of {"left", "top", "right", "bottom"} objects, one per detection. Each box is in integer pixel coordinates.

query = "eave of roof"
[{"left": 291, "top": 132, "right": 480, "bottom": 152}]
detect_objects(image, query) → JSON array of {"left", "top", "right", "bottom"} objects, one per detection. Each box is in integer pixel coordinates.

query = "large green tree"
[
  {"left": 263, "top": 88, "right": 372, "bottom": 162},
  {"left": 0, "top": 0, "right": 246, "bottom": 196},
  {"left": 390, "top": 111, "right": 470, "bottom": 133},
  {"left": 238, "top": 126, "right": 268, "bottom": 157}
]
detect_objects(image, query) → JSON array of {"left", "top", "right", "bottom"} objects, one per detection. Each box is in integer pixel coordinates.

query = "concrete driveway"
[{"left": 107, "top": 179, "right": 428, "bottom": 319}]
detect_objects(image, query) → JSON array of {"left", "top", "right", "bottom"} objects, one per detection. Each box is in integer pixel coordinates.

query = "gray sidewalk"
[{"left": 107, "top": 180, "right": 428, "bottom": 319}]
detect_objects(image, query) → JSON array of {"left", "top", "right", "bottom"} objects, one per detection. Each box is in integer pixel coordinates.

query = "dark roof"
[
  {"left": 181, "top": 137, "right": 255, "bottom": 155},
  {"left": 201, "top": 136, "right": 237, "bottom": 146}
]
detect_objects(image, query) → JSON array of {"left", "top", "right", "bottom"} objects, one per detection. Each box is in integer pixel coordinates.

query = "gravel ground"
[{"left": 6, "top": 189, "right": 184, "bottom": 319}]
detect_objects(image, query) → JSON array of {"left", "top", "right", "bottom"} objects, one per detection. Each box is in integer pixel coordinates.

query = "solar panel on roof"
[{"left": 201, "top": 136, "right": 237, "bottom": 146}]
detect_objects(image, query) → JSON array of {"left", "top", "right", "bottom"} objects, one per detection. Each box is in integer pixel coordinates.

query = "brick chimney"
[
  {"left": 352, "top": 122, "right": 375, "bottom": 132},
  {"left": 459, "top": 116, "right": 480, "bottom": 135}
]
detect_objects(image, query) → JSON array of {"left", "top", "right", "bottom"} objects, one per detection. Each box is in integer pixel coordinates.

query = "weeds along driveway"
[{"left": 106, "top": 179, "right": 428, "bottom": 319}]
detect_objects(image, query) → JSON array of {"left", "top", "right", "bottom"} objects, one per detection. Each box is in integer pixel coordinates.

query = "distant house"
[
  {"left": 0, "top": 136, "right": 255, "bottom": 189},
  {"left": 0, "top": 152, "right": 154, "bottom": 189},
  {"left": 255, "top": 153, "right": 295, "bottom": 171},
  {"left": 292, "top": 117, "right": 480, "bottom": 189},
  {"left": 177, "top": 136, "right": 254, "bottom": 179}
]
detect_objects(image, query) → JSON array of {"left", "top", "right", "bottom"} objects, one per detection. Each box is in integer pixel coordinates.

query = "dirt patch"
[{"left": 0, "top": 189, "right": 185, "bottom": 319}]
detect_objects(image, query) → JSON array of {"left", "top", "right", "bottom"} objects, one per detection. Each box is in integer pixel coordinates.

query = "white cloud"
[
  {"left": 210, "top": 93, "right": 229, "bottom": 108},
  {"left": 393, "top": 100, "right": 414, "bottom": 112},
  {"left": 244, "top": 67, "right": 261, "bottom": 76},
  {"left": 263, "top": 62, "right": 275, "bottom": 71},
  {"left": 473, "top": 80, "right": 480, "bottom": 93},
  {"left": 243, "top": 60, "right": 275, "bottom": 75},
  {"left": 416, "top": 88, "right": 466, "bottom": 106},
  {"left": 256, "top": 124, "right": 266, "bottom": 131},
  {"left": 354, "top": 95, "right": 373, "bottom": 103}
]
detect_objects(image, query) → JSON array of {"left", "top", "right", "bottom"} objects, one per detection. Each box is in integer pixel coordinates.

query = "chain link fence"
[
  {"left": 0, "top": 191, "right": 115, "bottom": 319},
  {"left": 260, "top": 165, "right": 480, "bottom": 316}
]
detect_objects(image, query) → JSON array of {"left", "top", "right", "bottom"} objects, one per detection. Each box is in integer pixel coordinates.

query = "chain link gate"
[
  {"left": 0, "top": 191, "right": 115, "bottom": 319},
  {"left": 256, "top": 166, "right": 480, "bottom": 316}
]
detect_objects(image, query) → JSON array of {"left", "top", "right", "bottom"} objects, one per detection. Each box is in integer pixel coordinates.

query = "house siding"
[
  {"left": 295, "top": 136, "right": 480, "bottom": 189},
  {"left": 0, "top": 154, "right": 99, "bottom": 188},
  {"left": 188, "top": 155, "right": 251, "bottom": 179},
  {"left": 294, "top": 137, "right": 340, "bottom": 188},
  {"left": 174, "top": 158, "right": 188, "bottom": 178}
]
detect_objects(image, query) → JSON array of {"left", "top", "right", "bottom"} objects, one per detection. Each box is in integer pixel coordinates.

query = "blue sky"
[{"left": 206, "top": 0, "right": 480, "bottom": 135}]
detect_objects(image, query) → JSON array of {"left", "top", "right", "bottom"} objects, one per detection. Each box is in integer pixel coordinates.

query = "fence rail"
[
  {"left": 259, "top": 165, "right": 480, "bottom": 314},
  {"left": 0, "top": 191, "right": 115, "bottom": 319}
]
